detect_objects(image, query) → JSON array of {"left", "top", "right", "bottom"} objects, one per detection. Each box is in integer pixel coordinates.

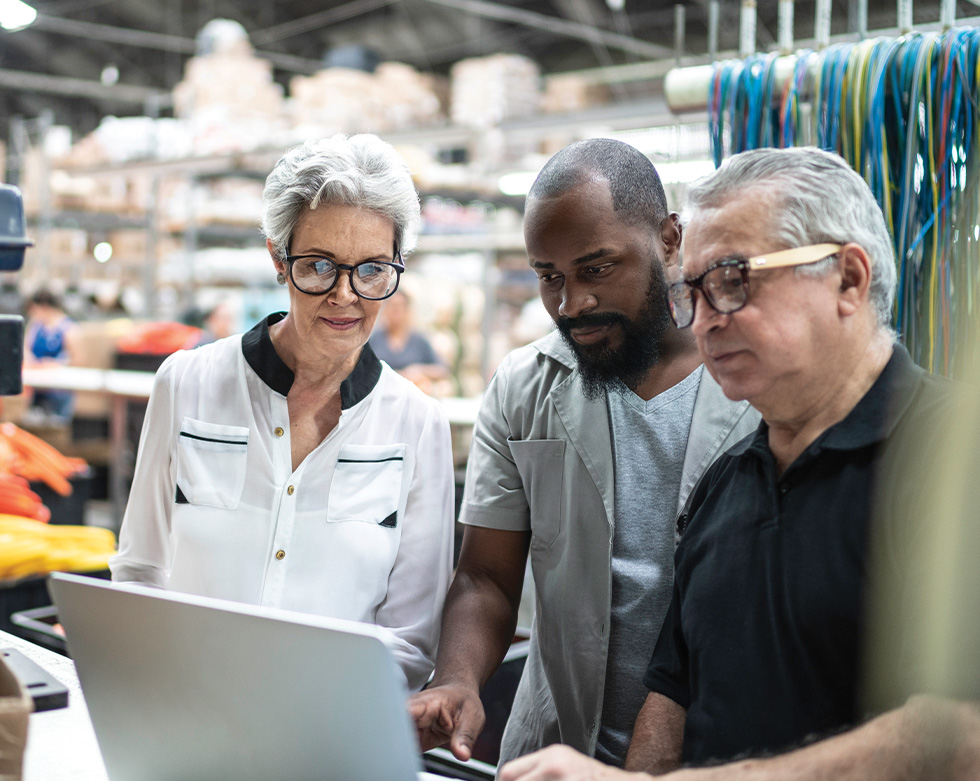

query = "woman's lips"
[{"left": 322, "top": 317, "right": 360, "bottom": 331}]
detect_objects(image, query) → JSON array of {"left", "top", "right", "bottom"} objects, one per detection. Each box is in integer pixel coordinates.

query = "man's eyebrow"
[
  {"left": 530, "top": 248, "right": 612, "bottom": 270},
  {"left": 683, "top": 253, "right": 749, "bottom": 279},
  {"left": 572, "top": 248, "right": 613, "bottom": 266}
]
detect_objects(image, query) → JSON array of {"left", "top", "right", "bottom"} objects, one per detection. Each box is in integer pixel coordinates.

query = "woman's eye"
[
  {"left": 311, "top": 260, "right": 336, "bottom": 275},
  {"left": 357, "top": 263, "right": 384, "bottom": 278}
]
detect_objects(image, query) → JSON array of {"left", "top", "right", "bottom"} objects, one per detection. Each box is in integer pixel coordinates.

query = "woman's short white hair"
[
  {"left": 683, "top": 146, "right": 897, "bottom": 332},
  {"left": 261, "top": 133, "right": 421, "bottom": 261}
]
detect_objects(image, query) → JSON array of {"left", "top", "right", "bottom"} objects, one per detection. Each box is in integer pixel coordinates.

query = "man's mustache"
[{"left": 556, "top": 312, "right": 628, "bottom": 332}]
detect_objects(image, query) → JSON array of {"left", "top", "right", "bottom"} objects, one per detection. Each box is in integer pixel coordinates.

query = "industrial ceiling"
[{"left": 1, "top": 0, "right": 978, "bottom": 151}]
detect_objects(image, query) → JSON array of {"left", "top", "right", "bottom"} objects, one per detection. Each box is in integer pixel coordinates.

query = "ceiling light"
[
  {"left": 100, "top": 65, "right": 120, "bottom": 86},
  {"left": 0, "top": 0, "right": 37, "bottom": 31},
  {"left": 498, "top": 171, "right": 539, "bottom": 197},
  {"left": 93, "top": 242, "right": 113, "bottom": 263},
  {"left": 655, "top": 160, "right": 717, "bottom": 185}
]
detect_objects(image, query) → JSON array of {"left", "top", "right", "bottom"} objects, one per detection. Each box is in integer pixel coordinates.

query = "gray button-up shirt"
[{"left": 460, "top": 331, "right": 760, "bottom": 765}]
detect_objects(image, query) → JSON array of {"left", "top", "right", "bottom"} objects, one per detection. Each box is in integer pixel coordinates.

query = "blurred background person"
[
  {"left": 23, "top": 288, "right": 79, "bottom": 423},
  {"left": 370, "top": 287, "right": 453, "bottom": 396},
  {"left": 191, "top": 299, "right": 239, "bottom": 347}
]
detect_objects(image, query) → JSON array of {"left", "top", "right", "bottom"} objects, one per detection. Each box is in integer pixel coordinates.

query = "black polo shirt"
[{"left": 644, "top": 344, "right": 956, "bottom": 765}]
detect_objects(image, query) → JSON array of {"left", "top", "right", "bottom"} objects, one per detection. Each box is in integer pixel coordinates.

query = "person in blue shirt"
[
  {"left": 24, "top": 288, "right": 79, "bottom": 422},
  {"left": 369, "top": 288, "right": 452, "bottom": 396}
]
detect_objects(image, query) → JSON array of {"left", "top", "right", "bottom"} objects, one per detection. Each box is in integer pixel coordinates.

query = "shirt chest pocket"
[
  {"left": 508, "top": 438, "right": 565, "bottom": 549},
  {"left": 327, "top": 443, "right": 406, "bottom": 527},
  {"left": 175, "top": 418, "right": 249, "bottom": 510}
]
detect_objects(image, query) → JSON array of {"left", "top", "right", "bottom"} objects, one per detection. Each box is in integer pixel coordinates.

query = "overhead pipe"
[
  {"left": 940, "top": 0, "right": 955, "bottom": 31},
  {"left": 815, "top": 0, "right": 832, "bottom": 49},
  {"left": 739, "top": 0, "right": 757, "bottom": 58},
  {"left": 898, "top": 0, "right": 913, "bottom": 35},
  {"left": 778, "top": 0, "right": 794, "bottom": 55},
  {"left": 708, "top": 1, "right": 720, "bottom": 62},
  {"left": 850, "top": 0, "right": 869, "bottom": 39},
  {"left": 674, "top": 4, "right": 686, "bottom": 65},
  {"left": 418, "top": 0, "right": 672, "bottom": 59}
]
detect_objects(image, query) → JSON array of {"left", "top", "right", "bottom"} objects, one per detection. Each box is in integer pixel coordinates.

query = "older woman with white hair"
[{"left": 111, "top": 134, "right": 455, "bottom": 690}]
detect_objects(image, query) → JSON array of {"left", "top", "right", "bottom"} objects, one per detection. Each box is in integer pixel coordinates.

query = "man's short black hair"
[
  {"left": 528, "top": 138, "right": 669, "bottom": 229},
  {"left": 29, "top": 288, "right": 61, "bottom": 309}
]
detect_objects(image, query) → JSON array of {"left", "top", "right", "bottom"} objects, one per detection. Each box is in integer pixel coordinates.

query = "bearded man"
[{"left": 410, "top": 138, "right": 759, "bottom": 769}]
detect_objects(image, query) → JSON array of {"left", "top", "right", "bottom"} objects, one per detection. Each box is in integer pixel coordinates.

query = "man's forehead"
[{"left": 681, "top": 201, "right": 768, "bottom": 274}]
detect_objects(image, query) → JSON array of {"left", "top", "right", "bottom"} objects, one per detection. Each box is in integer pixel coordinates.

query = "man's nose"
[
  {"left": 557, "top": 281, "right": 597, "bottom": 319},
  {"left": 690, "top": 291, "right": 727, "bottom": 337}
]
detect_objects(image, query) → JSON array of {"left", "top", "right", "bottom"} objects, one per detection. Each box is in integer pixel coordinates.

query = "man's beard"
[{"left": 555, "top": 265, "right": 672, "bottom": 400}]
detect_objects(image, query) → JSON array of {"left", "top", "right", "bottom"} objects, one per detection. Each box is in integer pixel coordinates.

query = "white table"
[{"left": 0, "top": 629, "right": 108, "bottom": 781}]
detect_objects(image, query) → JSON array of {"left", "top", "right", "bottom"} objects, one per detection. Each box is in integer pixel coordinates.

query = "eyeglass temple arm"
[{"left": 747, "top": 243, "right": 843, "bottom": 270}]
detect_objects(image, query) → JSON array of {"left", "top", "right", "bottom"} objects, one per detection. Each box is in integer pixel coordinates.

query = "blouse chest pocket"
[
  {"left": 327, "top": 443, "right": 406, "bottom": 527},
  {"left": 175, "top": 418, "right": 249, "bottom": 510}
]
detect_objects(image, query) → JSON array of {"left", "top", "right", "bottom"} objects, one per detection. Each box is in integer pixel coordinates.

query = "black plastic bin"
[
  {"left": 0, "top": 569, "right": 109, "bottom": 650},
  {"left": 9, "top": 604, "right": 66, "bottom": 655},
  {"left": 30, "top": 467, "right": 94, "bottom": 525}
]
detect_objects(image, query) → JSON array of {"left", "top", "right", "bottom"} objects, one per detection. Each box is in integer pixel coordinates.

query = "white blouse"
[{"left": 110, "top": 313, "right": 455, "bottom": 691}]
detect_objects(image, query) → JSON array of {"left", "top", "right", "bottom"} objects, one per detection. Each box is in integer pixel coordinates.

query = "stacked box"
[
  {"left": 541, "top": 73, "right": 611, "bottom": 113},
  {"left": 174, "top": 55, "right": 285, "bottom": 121},
  {"left": 450, "top": 54, "right": 541, "bottom": 128},
  {"left": 289, "top": 68, "right": 379, "bottom": 133},
  {"left": 374, "top": 62, "right": 444, "bottom": 129},
  {"left": 172, "top": 41, "right": 288, "bottom": 153},
  {"left": 289, "top": 62, "right": 443, "bottom": 134}
]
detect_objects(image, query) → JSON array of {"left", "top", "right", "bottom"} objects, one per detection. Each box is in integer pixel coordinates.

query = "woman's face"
[{"left": 273, "top": 204, "right": 396, "bottom": 365}]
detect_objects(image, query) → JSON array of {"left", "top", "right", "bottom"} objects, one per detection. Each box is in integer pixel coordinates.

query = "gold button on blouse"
[
  {"left": 275, "top": 549, "right": 285, "bottom": 560},
  {"left": 287, "top": 485, "right": 295, "bottom": 495},
  {"left": 274, "top": 427, "right": 284, "bottom": 437}
]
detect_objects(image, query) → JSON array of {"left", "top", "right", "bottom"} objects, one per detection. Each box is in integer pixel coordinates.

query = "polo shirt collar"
[
  {"left": 241, "top": 312, "right": 383, "bottom": 409},
  {"left": 817, "top": 343, "right": 922, "bottom": 450},
  {"left": 739, "top": 343, "right": 923, "bottom": 459}
]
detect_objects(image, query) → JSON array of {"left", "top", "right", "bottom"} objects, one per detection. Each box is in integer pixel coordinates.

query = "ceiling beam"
[
  {"left": 21, "top": 14, "right": 322, "bottom": 73},
  {"left": 416, "top": 0, "right": 673, "bottom": 59},
  {"left": 250, "top": 0, "right": 398, "bottom": 45},
  {"left": 0, "top": 67, "right": 173, "bottom": 106}
]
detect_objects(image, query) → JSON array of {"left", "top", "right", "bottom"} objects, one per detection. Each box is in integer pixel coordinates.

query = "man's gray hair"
[
  {"left": 683, "top": 146, "right": 897, "bottom": 330},
  {"left": 261, "top": 133, "right": 421, "bottom": 261}
]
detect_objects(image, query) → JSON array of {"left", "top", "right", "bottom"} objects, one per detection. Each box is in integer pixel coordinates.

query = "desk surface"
[{"left": 0, "top": 629, "right": 108, "bottom": 781}]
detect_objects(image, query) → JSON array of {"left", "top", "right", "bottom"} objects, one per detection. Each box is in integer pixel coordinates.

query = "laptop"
[{"left": 49, "top": 572, "right": 429, "bottom": 781}]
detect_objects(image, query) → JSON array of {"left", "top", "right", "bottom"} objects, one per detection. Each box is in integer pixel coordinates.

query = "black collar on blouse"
[{"left": 241, "top": 312, "right": 382, "bottom": 409}]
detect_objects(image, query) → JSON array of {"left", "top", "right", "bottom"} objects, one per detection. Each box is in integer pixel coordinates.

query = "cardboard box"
[{"left": 0, "top": 651, "right": 31, "bottom": 780}]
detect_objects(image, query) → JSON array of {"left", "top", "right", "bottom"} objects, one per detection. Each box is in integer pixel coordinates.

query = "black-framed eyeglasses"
[
  {"left": 283, "top": 252, "right": 405, "bottom": 300},
  {"left": 667, "top": 243, "right": 842, "bottom": 329}
]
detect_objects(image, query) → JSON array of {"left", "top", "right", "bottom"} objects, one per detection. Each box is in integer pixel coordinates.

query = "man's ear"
[
  {"left": 837, "top": 243, "right": 873, "bottom": 317},
  {"left": 661, "top": 213, "right": 682, "bottom": 267}
]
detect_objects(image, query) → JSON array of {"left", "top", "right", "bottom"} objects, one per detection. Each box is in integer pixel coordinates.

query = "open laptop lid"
[{"left": 49, "top": 572, "right": 422, "bottom": 781}]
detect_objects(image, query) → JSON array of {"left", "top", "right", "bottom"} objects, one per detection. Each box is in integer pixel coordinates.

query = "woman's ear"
[{"left": 268, "top": 240, "right": 284, "bottom": 271}]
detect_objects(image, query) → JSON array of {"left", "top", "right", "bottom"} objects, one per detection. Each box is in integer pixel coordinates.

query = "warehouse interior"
[{"left": 1, "top": 0, "right": 980, "bottom": 778}]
